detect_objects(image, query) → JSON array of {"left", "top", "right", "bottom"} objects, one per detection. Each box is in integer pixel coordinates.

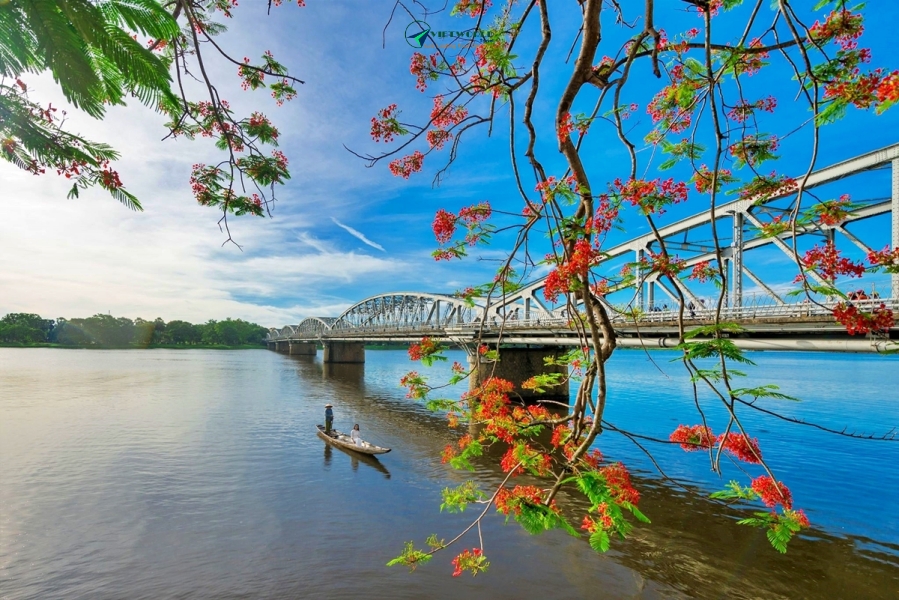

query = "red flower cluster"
[
  {"left": 453, "top": 0, "right": 492, "bottom": 17},
  {"left": 751, "top": 475, "right": 792, "bottom": 509},
  {"left": 809, "top": 10, "right": 864, "bottom": 50},
  {"left": 542, "top": 239, "right": 602, "bottom": 302},
  {"left": 687, "top": 261, "right": 719, "bottom": 283},
  {"left": 612, "top": 177, "right": 688, "bottom": 215},
  {"left": 641, "top": 250, "right": 686, "bottom": 279},
  {"left": 450, "top": 547, "right": 485, "bottom": 577},
  {"left": 738, "top": 172, "right": 797, "bottom": 202},
  {"left": 494, "top": 485, "right": 546, "bottom": 516},
  {"left": 867, "top": 246, "right": 899, "bottom": 273},
  {"left": 99, "top": 165, "right": 123, "bottom": 190},
  {"left": 238, "top": 59, "right": 263, "bottom": 91},
  {"left": 389, "top": 151, "right": 425, "bottom": 179},
  {"left": 718, "top": 432, "right": 762, "bottom": 464},
  {"left": 877, "top": 71, "right": 899, "bottom": 104},
  {"left": 646, "top": 65, "right": 701, "bottom": 134},
  {"left": 408, "top": 336, "right": 442, "bottom": 361},
  {"left": 795, "top": 242, "right": 865, "bottom": 283},
  {"left": 727, "top": 96, "right": 777, "bottom": 122},
  {"left": 669, "top": 425, "right": 715, "bottom": 451},
  {"left": 693, "top": 165, "right": 734, "bottom": 194},
  {"left": 432, "top": 209, "right": 456, "bottom": 244},
  {"left": 370, "top": 104, "right": 403, "bottom": 143},
  {"left": 833, "top": 303, "right": 894, "bottom": 335},
  {"left": 535, "top": 175, "right": 577, "bottom": 203},
  {"left": 409, "top": 52, "right": 439, "bottom": 92},
  {"left": 811, "top": 195, "right": 852, "bottom": 226},
  {"left": 600, "top": 462, "right": 640, "bottom": 505}
]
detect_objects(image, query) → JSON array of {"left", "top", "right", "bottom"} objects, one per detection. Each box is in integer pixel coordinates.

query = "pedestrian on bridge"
[{"left": 325, "top": 403, "right": 334, "bottom": 435}]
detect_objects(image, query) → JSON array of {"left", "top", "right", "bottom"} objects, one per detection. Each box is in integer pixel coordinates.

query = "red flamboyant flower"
[
  {"left": 670, "top": 425, "right": 715, "bottom": 451},
  {"left": 600, "top": 462, "right": 640, "bottom": 505},
  {"left": 611, "top": 177, "right": 688, "bottom": 215},
  {"left": 867, "top": 246, "right": 899, "bottom": 273},
  {"left": 833, "top": 303, "right": 894, "bottom": 335},
  {"left": 687, "top": 261, "right": 718, "bottom": 283},
  {"left": 795, "top": 242, "right": 865, "bottom": 283},
  {"left": 809, "top": 10, "right": 864, "bottom": 50},
  {"left": 453, "top": 0, "right": 492, "bottom": 17},
  {"left": 811, "top": 194, "right": 853, "bottom": 226},
  {"left": 370, "top": 104, "right": 404, "bottom": 143},
  {"left": 751, "top": 475, "right": 792, "bottom": 509},
  {"left": 717, "top": 432, "right": 762, "bottom": 463},
  {"left": 389, "top": 151, "right": 424, "bottom": 178}
]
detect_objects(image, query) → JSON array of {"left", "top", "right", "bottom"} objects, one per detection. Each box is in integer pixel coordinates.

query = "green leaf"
[{"left": 589, "top": 530, "right": 611, "bottom": 553}]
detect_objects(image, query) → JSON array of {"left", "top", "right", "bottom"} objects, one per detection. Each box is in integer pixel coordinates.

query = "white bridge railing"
[{"left": 267, "top": 297, "right": 898, "bottom": 341}]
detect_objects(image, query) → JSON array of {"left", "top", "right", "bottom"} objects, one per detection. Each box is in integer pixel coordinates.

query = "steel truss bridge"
[{"left": 269, "top": 144, "right": 899, "bottom": 353}]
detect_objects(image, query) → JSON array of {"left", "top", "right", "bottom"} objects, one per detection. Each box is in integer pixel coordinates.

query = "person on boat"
[
  {"left": 351, "top": 424, "right": 363, "bottom": 447},
  {"left": 324, "top": 403, "right": 334, "bottom": 435}
]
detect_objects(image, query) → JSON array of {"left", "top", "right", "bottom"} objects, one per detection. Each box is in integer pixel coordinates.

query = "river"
[{"left": 0, "top": 348, "right": 897, "bottom": 599}]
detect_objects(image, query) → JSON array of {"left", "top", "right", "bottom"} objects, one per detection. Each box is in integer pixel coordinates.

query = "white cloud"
[{"left": 330, "top": 218, "right": 386, "bottom": 252}]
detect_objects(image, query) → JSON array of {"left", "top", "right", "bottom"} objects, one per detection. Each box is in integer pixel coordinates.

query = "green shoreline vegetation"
[{"left": 0, "top": 313, "right": 268, "bottom": 349}]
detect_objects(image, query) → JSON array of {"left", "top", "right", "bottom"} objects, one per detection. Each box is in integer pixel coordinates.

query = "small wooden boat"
[{"left": 316, "top": 424, "right": 391, "bottom": 455}]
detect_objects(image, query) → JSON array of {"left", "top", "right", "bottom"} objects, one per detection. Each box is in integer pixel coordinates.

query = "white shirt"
[{"left": 351, "top": 429, "right": 362, "bottom": 445}]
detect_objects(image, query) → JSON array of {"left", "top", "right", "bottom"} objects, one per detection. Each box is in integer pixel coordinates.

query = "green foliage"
[
  {"left": 512, "top": 503, "right": 577, "bottom": 536},
  {"left": 710, "top": 480, "right": 758, "bottom": 503},
  {"left": 676, "top": 338, "right": 756, "bottom": 365},
  {"left": 440, "top": 481, "right": 486, "bottom": 513},
  {"left": 730, "top": 384, "right": 800, "bottom": 402},
  {"left": 588, "top": 530, "right": 610, "bottom": 553},
  {"left": 735, "top": 511, "right": 805, "bottom": 554},
  {"left": 689, "top": 368, "right": 747, "bottom": 383},
  {"left": 0, "top": 0, "right": 179, "bottom": 208},
  {"left": 0, "top": 313, "right": 54, "bottom": 344},
  {"left": 386, "top": 541, "right": 433, "bottom": 571},
  {"left": 0, "top": 312, "right": 267, "bottom": 348},
  {"left": 448, "top": 438, "right": 483, "bottom": 472}
]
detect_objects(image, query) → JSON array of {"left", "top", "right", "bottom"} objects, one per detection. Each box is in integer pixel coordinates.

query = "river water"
[{"left": 0, "top": 348, "right": 897, "bottom": 599}]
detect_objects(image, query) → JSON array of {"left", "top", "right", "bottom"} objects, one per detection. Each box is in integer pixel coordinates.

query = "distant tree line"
[{"left": 0, "top": 313, "right": 268, "bottom": 348}]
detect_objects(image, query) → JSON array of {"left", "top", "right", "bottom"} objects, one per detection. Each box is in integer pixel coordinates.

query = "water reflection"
[
  {"left": 349, "top": 452, "right": 391, "bottom": 478},
  {"left": 2, "top": 348, "right": 897, "bottom": 600}
]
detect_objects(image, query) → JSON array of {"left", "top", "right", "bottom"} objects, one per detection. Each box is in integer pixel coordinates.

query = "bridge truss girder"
[{"left": 330, "top": 293, "right": 479, "bottom": 332}]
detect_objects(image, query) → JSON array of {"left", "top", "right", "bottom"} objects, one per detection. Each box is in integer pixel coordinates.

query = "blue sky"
[{"left": 2, "top": 1, "right": 897, "bottom": 326}]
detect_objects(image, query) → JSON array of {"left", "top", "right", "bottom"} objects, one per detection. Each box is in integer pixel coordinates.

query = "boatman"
[{"left": 324, "top": 403, "right": 334, "bottom": 435}]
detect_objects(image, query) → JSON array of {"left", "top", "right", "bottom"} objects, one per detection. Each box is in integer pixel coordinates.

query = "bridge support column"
[
  {"left": 635, "top": 249, "right": 645, "bottom": 312},
  {"left": 323, "top": 342, "right": 365, "bottom": 363},
  {"left": 276, "top": 341, "right": 289, "bottom": 353},
  {"left": 267, "top": 341, "right": 275, "bottom": 351},
  {"left": 289, "top": 342, "right": 316, "bottom": 356},
  {"left": 732, "top": 212, "right": 744, "bottom": 308},
  {"left": 892, "top": 158, "right": 898, "bottom": 300},
  {"left": 468, "top": 347, "right": 569, "bottom": 403}
]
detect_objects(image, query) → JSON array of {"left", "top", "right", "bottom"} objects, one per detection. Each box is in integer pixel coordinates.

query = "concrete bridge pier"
[
  {"left": 468, "top": 347, "right": 569, "bottom": 403},
  {"left": 289, "top": 342, "right": 317, "bottom": 356},
  {"left": 267, "top": 341, "right": 276, "bottom": 351},
  {"left": 276, "top": 341, "right": 289, "bottom": 353},
  {"left": 323, "top": 342, "right": 365, "bottom": 363}
]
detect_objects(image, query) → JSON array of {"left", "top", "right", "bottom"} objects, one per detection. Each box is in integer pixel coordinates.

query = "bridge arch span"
[
  {"left": 296, "top": 317, "right": 336, "bottom": 337},
  {"left": 331, "top": 292, "right": 481, "bottom": 331}
]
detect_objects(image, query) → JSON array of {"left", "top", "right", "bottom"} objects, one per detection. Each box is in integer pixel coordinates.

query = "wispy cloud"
[{"left": 331, "top": 218, "right": 386, "bottom": 252}]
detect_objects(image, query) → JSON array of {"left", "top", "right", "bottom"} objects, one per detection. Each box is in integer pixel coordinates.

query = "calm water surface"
[{"left": 1, "top": 348, "right": 897, "bottom": 599}]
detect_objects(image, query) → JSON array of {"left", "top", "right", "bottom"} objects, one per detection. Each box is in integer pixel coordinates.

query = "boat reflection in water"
[{"left": 321, "top": 435, "right": 391, "bottom": 478}]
